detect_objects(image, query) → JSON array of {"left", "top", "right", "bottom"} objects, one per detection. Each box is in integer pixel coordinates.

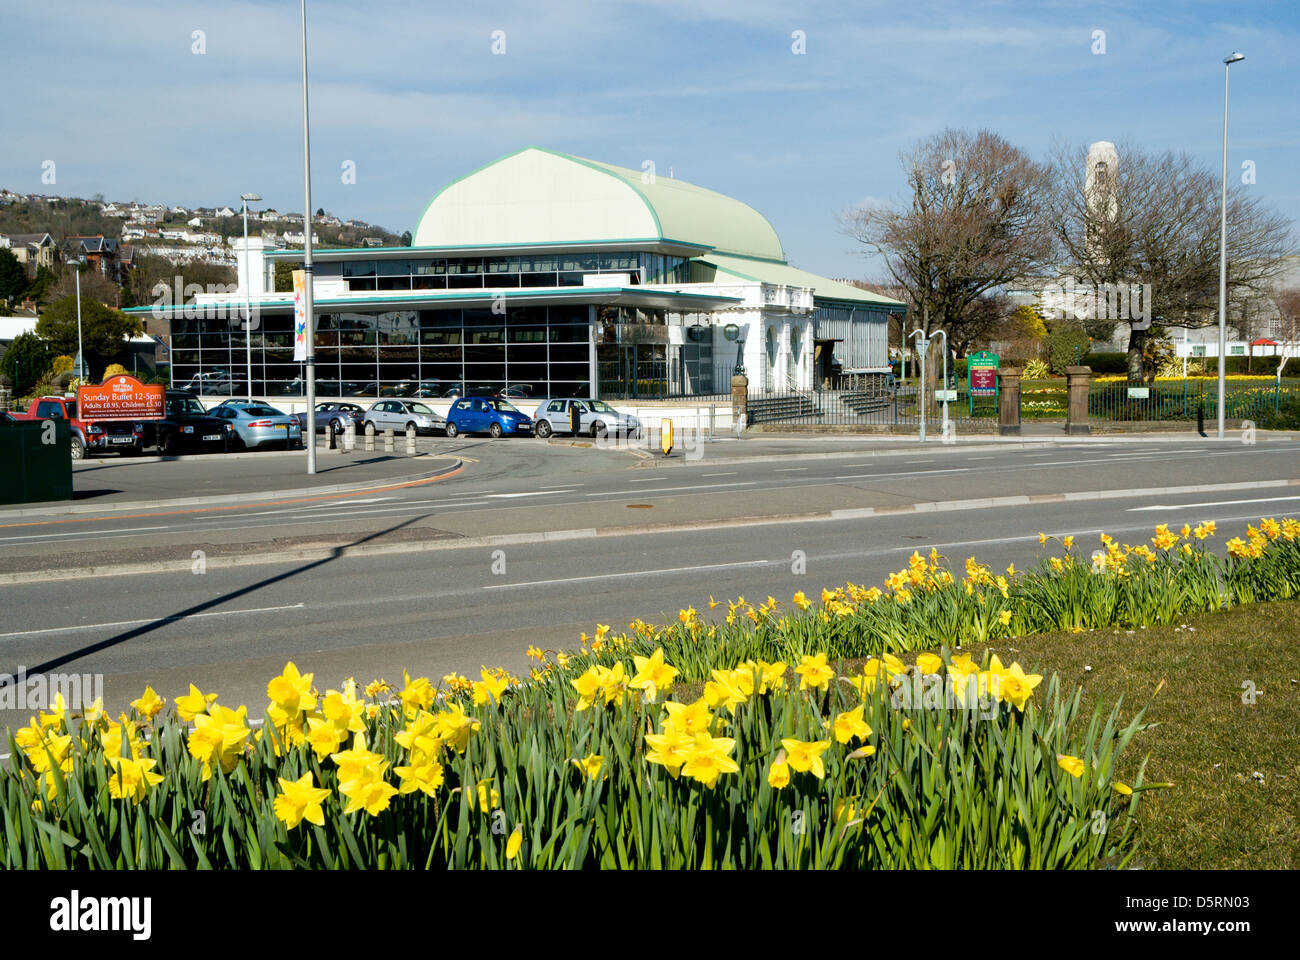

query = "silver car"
[
  {"left": 531, "top": 398, "right": 642, "bottom": 439},
  {"left": 363, "top": 399, "right": 445, "bottom": 436},
  {"left": 210, "top": 402, "right": 303, "bottom": 450}
]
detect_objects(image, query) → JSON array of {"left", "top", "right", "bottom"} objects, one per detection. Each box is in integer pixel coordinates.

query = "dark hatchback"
[{"left": 154, "top": 391, "right": 232, "bottom": 455}]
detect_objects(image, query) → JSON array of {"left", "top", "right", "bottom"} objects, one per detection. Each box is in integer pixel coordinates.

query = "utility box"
[{"left": 0, "top": 418, "right": 73, "bottom": 504}]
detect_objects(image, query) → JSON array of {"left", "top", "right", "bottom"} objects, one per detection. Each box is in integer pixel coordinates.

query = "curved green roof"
[{"left": 414, "top": 146, "right": 785, "bottom": 260}]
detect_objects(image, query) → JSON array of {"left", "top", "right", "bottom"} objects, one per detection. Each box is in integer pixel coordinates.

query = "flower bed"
[{"left": 3, "top": 518, "right": 1297, "bottom": 870}]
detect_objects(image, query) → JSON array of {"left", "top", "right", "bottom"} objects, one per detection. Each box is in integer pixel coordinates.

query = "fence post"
[
  {"left": 1065, "top": 366, "right": 1092, "bottom": 436},
  {"left": 344, "top": 420, "right": 355, "bottom": 451},
  {"left": 383, "top": 427, "right": 394, "bottom": 452},
  {"left": 731, "top": 374, "right": 749, "bottom": 428},
  {"left": 998, "top": 367, "right": 1022, "bottom": 436},
  {"left": 364, "top": 421, "right": 375, "bottom": 451},
  {"left": 405, "top": 423, "right": 416, "bottom": 455}
]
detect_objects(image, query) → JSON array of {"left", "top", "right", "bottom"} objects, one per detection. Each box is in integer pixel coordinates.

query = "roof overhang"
[
  {"left": 123, "top": 286, "right": 742, "bottom": 319},
  {"left": 263, "top": 237, "right": 714, "bottom": 262}
]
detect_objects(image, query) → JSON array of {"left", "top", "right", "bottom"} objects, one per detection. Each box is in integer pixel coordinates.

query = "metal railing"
[{"left": 1088, "top": 379, "right": 1299, "bottom": 422}]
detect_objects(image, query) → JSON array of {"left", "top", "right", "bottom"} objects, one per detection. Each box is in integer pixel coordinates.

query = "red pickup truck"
[{"left": 12, "top": 395, "right": 149, "bottom": 459}]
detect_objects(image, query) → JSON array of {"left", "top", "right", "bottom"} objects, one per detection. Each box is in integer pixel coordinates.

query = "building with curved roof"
[{"left": 134, "top": 148, "right": 903, "bottom": 403}]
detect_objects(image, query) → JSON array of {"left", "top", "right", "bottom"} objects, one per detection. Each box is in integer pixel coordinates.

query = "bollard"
[
  {"left": 364, "top": 421, "right": 375, "bottom": 451},
  {"left": 326, "top": 421, "right": 337, "bottom": 450},
  {"left": 344, "top": 420, "right": 356, "bottom": 451},
  {"left": 384, "top": 427, "right": 395, "bottom": 452},
  {"left": 405, "top": 423, "right": 416, "bottom": 455}
]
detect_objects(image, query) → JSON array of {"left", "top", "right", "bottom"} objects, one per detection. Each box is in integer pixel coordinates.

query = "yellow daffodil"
[
  {"left": 274, "top": 772, "right": 330, "bottom": 829},
  {"left": 681, "top": 732, "right": 739, "bottom": 788},
  {"left": 174, "top": 683, "right": 218, "bottom": 722},
  {"left": 1057, "top": 754, "right": 1085, "bottom": 778},
  {"left": 831, "top": 705, "right": 872, "bottom": 744},
  {"left": 629, "top": 648, "right": 678, "bottom": 703},
  {"left": 394, "top": 760, "right": 445, "bottom": 797},
  {"left": 780, "top": 738, "right": 831, "bottom": 779},
  {"left": 130, "top": 686, "right": 165, "bottom": 721},
  {"left": 795, "top": 653, "right": 835, "bottom": 691}
]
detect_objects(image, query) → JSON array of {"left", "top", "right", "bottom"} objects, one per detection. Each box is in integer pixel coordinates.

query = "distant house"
[
  {"left": 171, "top": 205, "right": 189, "bottom": 216},
  {"left": 214, "top": 206, "right": 236, "bottom": 218},
  {"left": 64, "top": 235, "right": 129, "bottom": 282},
  {"left": 102, "top": 203, "right": 128, "bottom": 218},
  {"left": 0, "top": 232, "right": 58, "bottom": 271},
  {"left": 187, "top": 216, "right": 203, "bottom": 228},
  {"left": 359, "top": 237, "right": 385, "bottom": 248}
]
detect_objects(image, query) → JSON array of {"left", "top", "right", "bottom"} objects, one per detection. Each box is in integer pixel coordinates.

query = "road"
[{"left": 2, "top": 432, "right": 1298, "bottom": 728}]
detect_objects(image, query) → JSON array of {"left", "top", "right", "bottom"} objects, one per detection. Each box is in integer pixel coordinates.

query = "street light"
[
  {"left": 240, "top": 192, "right": 262, "bottom": 401},
  {"left": 909, "top": 328, "right": 929, "bottom": 442},
  {"left": 300, "top": 0, "right": 317, "bottom": 474},
  {"left": 1217, "top": 51, "right": 1245, "bottom": 440},
  {"left": 931, "top": 328, "right": 949, "bottom": 440}
]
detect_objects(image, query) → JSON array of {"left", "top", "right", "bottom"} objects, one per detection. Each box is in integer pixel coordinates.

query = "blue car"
[{"left": 444, "top": 396, "right": 533, "bottom": 438}]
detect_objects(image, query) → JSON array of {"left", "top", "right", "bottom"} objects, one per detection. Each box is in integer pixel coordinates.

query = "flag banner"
[{"left": 293, "top": 269, "right": 307, "bottom": 361}]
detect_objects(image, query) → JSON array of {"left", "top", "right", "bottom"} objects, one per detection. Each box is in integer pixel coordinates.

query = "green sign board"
[{"left": 967, "top": 351, "right": 999, "bottom": 414}]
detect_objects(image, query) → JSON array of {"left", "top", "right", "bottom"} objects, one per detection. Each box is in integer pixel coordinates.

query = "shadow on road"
[{"left": 0, "top": 513, "right": 430, "bottom": 687}]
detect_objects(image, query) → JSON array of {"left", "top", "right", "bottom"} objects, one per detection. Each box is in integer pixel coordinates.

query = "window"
[
  {"left": 1192, "top": 345, "right": 1206, "bottom": 357},
  {"left": 547, "top": 400, "right": 565, "bottom": 412},
  {"left": 1230, "top": 345, "right": 1246, "bottom": 356}
]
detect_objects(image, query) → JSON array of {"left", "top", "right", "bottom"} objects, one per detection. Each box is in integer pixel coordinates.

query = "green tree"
[
  {"left": 1043, "top": 320, "right": 1090, "bottom": 375},
  {"left": 34, "top": 295, "right": 142, "bottom": 381},
  {"left": 0, "top": 331, "right": 53, "bottom": 396},
  {"left": 0, "top": 247, "right": 27, "bottom": 301},
  {"left": 400, "top": 231, "right": 412, "bottom": 247},
  {"left": 24, "top": 265, "right": 56, "bottom": 303}
]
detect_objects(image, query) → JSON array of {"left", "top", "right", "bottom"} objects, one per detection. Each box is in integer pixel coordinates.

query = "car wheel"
[
  {"left": 161, "top": 432, "right": 179, "bottom": 456},
  {"left": 405, "top": 420, "right": 418, "bottom": 436},
  {"left": 590, "top": 421, "right": 607, "bottom": 439},
  {"left": 228, "top": 432, "right": 245, "bottom": 452},
  {"left": 445, "top": 421, "right": 459, "bottom": 438},
  {"left": 70, "top": 436, "right": 85, "bottom": 460},
  {"left": 489, "top": 422, "right": 503, "bottom": 439},
  {"left": 535, "top": 419, "right": 552, "bottom": 439},
  {"left": 331, "top": 419, "right": 343, "bottom": 435}
]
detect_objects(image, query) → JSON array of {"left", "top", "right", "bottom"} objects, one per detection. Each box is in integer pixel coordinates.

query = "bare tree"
[
  {"left": 1042, "top": 140, "right": 1293, "bottom": 382},
  {"left": 840, "top": 129, "right": 1053, "bottom": 358}
]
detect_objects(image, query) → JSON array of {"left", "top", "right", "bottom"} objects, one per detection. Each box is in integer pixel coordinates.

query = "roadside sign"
[
  {"left": 967, "top": 350, "right": 999, "bottom": 415},
  {"left": 935, "top": 389, "right": 958, "bottom": 402},
  {"left": 1127, "top": 387, "right": 1150, "bottom": 399},
  {"left": 76, "top": 375, "right": 165, "bottom": 421}
]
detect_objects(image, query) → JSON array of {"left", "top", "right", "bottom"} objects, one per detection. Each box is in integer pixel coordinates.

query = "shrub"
[
  {"left": 1044, "top": 324, "right": 1091, "bottom": 375},
  {"left": 1022, "top": 359, "right": 1051, "bottom": 379},
  {"left": 102, "top": 363, "right": 129, "bottom": 379}
]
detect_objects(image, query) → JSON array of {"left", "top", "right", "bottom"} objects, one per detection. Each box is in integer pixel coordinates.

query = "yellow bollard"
[{"left": 660, "top": 419, "right": 674, "bottom": 456}]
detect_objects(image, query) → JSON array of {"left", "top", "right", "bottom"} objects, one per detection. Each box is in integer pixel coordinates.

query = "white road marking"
[
  {"left": 1127, "top": 494, "right": 1300, "bottom": 512},
  {"left": 834, "top": 467, "right": 969, "bottom": 480},
  {"left": 775, "top": 467, "right": 808, "bottom": 472},
  {"left": 485, "top": 491, "right": 572, "bottom": 499},
  {"left": 905, "top": 459, "right": 934, "bottom": 464},
  {"left": 485, "top": 559, "right": 771, "bottom": 590},
  {"left": 0, "top": 525, "right": 171, "bottom": 544},
  {"left": 585, "top": 481, "right": 756, "bottom": 497},
  {"left": 701, "top": 472, "right": 738, "bottom": 477},
  {"left": 629, "top": 477, "right": 666, "bottom": 482},
  {"left": 0, "top": 603, "right": 307, "bottom": 640}
]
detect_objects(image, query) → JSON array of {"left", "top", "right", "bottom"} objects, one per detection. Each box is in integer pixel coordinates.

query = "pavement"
[{"left": 2, "top": 429, "right": 1298, "bottom": 730}]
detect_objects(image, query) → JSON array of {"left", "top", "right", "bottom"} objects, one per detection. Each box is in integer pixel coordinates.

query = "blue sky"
[{"left": 4, "top": 0, "right": 1297, "bottom": 280}]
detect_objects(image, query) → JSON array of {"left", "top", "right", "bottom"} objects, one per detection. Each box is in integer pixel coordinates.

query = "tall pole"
[
  {"left": 301, "top": 0, "right": 317, "bottom": 473},
  {"left": 1218, "top": 53, "right": 1244, "bottom": 440},
  {"left": 242, "top": 199, "right": 253, "bottom": 401},
  {"left": 75, "top": 266, "right": 84, "bottom": 382}
]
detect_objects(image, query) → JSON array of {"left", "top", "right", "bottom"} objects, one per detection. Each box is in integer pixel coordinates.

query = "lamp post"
[
  {"left": 1217, "top": 51, "right": 1245, "bottom": 440},
  {"left": 909, "top": 328, "right": 929, "bottom": 442},
  {"left": 75, "top": 261, "right": 85, "bottom": 383},
  {"left": 931, "top": 328, "right": 949, "bottom": 440},
  {"left": 300, "top": 0, "right": 317, "bottom": 474},
  {"left": 240, "top": 192, "right": 261, "bottom": 401}
]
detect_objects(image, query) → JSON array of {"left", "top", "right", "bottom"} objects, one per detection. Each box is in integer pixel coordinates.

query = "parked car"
[
  {"left": 444, "top": 396, "right": 533, "bottom": 438},
  {"left": 362, "top": 399, "right": 445, "bottom": 436},
  {"left": 291, "top": 402, "right": 366, "bottom": 435},
  {"left": 11, "top": 395, "right": 146, "bottom": 458},
  {"left": 155, "top": 391, "right": 233, "bottom": 455},
  {"left": 209, "top": 402, "right": 303, "bottom": 450},
  {"left": 530, "top": 398, "right": 641, "bottom": 439}
]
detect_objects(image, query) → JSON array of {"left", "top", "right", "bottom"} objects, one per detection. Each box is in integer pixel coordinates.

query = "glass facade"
[
  {"left": 289, "top": 252, "right": 690, "bottom": 293},
  {"left": 169, "top": 305, "right": 592, "bottom": 401}
]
